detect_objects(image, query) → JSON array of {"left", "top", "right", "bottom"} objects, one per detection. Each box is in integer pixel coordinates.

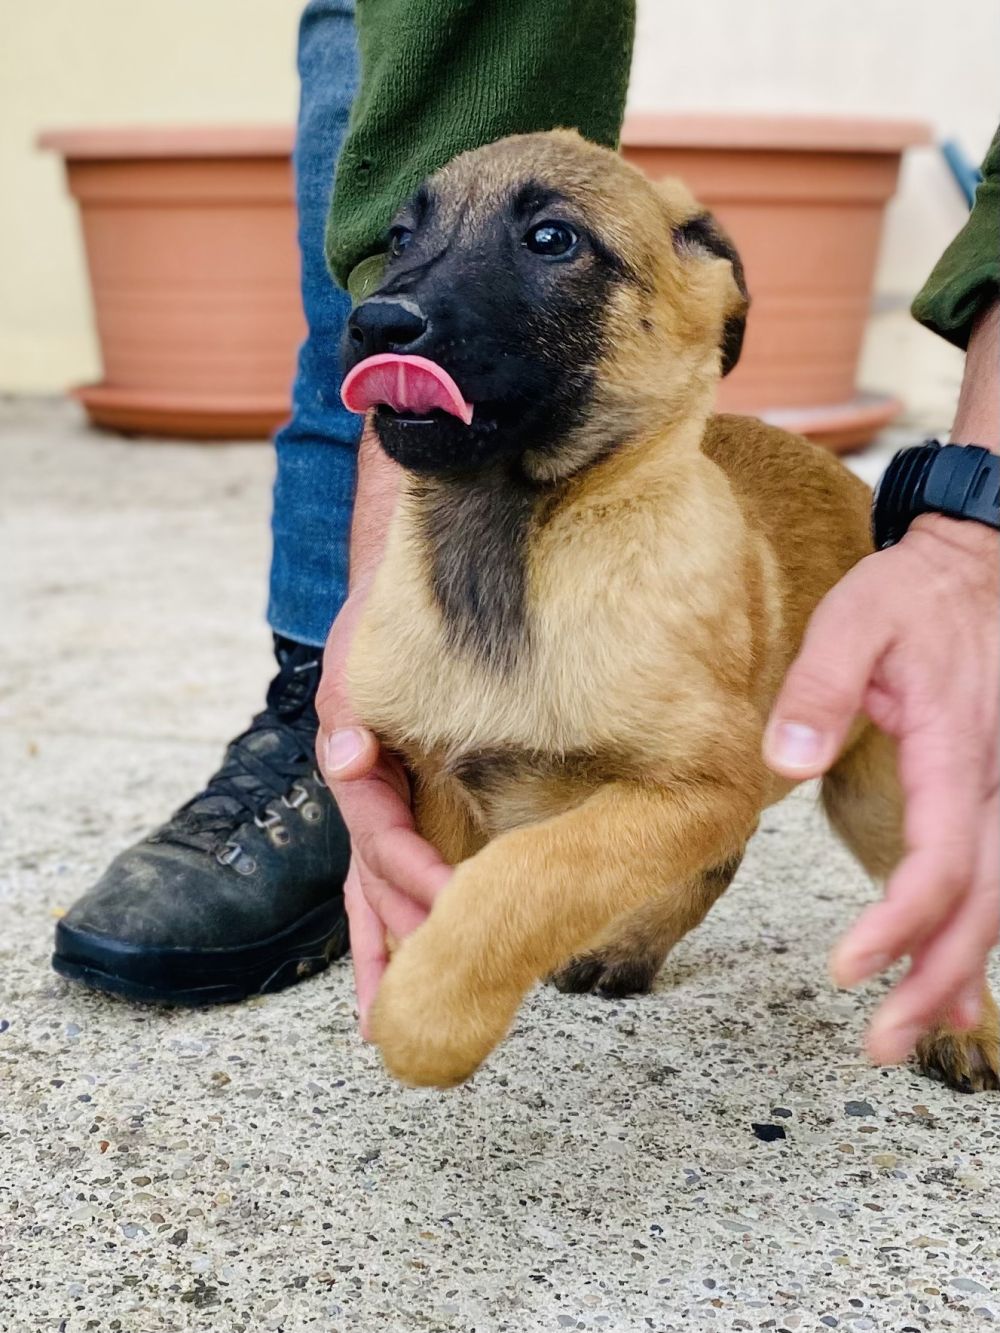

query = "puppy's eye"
[
  {"left": 522, "top": 221, "right": 579, "bottom": 258},
  {"left": 388, "top": 226, "right": 414, "bottom": 258}
]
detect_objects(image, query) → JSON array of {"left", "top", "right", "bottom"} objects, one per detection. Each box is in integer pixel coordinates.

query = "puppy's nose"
[{"left": 348, "top": 300, "right": 428, "bottom": 357}]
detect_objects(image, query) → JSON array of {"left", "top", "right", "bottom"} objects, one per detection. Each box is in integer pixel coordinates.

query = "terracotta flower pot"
[
  {"left": 621, "top": 113, "right": 931, "bottom": 451},
  {"left": 44, "top": 115, "right": 929, "bottom": 447},
  {"left": 40, "top": 126, "right": 301, "bottom": 439}
]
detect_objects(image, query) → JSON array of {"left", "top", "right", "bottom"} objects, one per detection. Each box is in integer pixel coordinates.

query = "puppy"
[{"left": 339, "top": 129, "right": 999, "bottom": 1092}]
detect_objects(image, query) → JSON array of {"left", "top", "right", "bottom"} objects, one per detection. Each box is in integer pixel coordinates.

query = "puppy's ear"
[{"left": 673, "top": 213, "right": 749, "bottom": 376}]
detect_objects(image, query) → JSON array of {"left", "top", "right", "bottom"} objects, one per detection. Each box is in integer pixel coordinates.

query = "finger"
[
  {"left": 830, "top": 698, "right": 986, "bottom": 988},
  {"left": 344, "top": 863, "right": 388, "bottom": 1038},
  {"left": 764, "top": 561, "right": 891, "bottom": 779},
  {"left": 355, "top": 853, "right": 429, "bottom": 940},
  {"left": 317, "top": 725, "right": 381, "bottom": 784},
  {"left": 856, "top": 719, "right": 982, "bottom": 968},
  {"left": 929, "top": 787, "right": 1000, "bottom": 1036},
  {"left": 831, "top": 849, "right": 975, "bottom": 987},
  {"left": 868, "top": 946, "right": 991, "bottom": 1067},
  {"left": 925, "top": 790, "right": 999, "bottom": 1032},
  {"left": 868, "top": 921, "right": 992, "bottom": 1065},
  {"left": 336, "top": 772, "right": 452, "bottom": 907},
  {"left": 867, "top": 798, "right": 999, "bottom": 1062},
  {"left": 829, "top": 899, "right": 894, "bottom": 988},
  {"left": 356, "top": 825, "right": 452, "bottom": 909},
  {"left": 831, "top": 849, "right": 976, "bottom": 989}
]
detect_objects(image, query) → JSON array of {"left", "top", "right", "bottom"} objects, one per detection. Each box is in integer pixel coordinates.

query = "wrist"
[
  {"left": 346, "top": 569, "right": 376, "bottom": 600},
  {"left": 908, "top": 511, "right": 1000, "bottom": 556},
  {"left": 950, "top": 301, "right": 999, "bottom": 450},
  {"left": 347, "top": 423, "right": 399, "bottom": 592},
  {"left": 904, "top": 514, "right": 1000, "bottom": 598}
]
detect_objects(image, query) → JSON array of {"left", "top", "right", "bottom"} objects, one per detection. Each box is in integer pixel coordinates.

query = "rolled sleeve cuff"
[{"left": 911, "top": 127, "right": 1000, "bottom": 350}]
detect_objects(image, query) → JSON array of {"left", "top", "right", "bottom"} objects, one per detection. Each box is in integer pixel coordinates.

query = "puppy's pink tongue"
[{"left": 341, "top": 353, "right": 473, "bottom": 425}]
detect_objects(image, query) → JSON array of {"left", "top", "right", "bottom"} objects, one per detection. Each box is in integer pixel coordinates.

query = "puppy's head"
[{"left": 341, "top": 130, "right": 748, "bottom": 482}]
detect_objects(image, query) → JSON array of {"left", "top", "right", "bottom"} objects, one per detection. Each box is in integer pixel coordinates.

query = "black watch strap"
[{"left": 872, "top": 441, "right": 1000, "bottom": 549}]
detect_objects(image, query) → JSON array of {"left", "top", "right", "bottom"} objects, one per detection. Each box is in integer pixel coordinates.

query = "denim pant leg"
[{"left": 268, "top": 0, "right": 361, "bottom": 648}]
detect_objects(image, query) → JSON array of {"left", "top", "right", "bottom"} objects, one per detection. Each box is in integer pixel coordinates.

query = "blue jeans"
[{"left": 268, "top": 0, "right": 361, "bottom": 648}]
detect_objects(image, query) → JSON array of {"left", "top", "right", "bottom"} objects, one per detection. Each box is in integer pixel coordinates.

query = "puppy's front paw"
[{"left": 370, "top": 934, "right": 521, "bottom": 1088}]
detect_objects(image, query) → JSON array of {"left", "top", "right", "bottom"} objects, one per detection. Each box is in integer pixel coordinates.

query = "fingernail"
[
  {"left": 326, "top": 727, "right": 364, "bottom": 773},
  {"left": 768, "top": 721, "right": 827, "bottom": 771}
]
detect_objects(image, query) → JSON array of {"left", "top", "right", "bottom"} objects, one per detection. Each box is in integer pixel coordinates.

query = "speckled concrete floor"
[{"left": 2, "top": 398, "right": 997, "bottom": 1333}]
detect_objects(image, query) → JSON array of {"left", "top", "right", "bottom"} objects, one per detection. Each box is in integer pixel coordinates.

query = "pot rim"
[
  {"left": 74, "top": 383, "right": 292, "bottom": 410},
  {"left": 38, "top": 124, "right": 296, "bottom": 160},
  {"left": 39, "top": 112, "right": 932, "bottom": 162},
  {"left": 621, "top": 111, "right": 931, "bottom": 153}
]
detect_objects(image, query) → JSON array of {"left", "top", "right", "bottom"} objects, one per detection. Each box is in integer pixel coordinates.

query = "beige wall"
[
  {"left": 3, "top": 0, "right": 998, "bottom": 424},
  {"left": 1, "top": 0, "right": 300, "bottom": 392},
  {"left": 629, "top": 0, "right": 1000, "bottom": 426}
]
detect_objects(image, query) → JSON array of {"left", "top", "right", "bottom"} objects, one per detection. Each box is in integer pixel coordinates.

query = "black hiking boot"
[{"left": 52, "top": 635, "right": 350, "bottom": 1005}]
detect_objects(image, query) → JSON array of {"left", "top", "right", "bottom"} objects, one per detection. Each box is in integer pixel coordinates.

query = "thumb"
[
  {"left": 318, "top": 725, "right": 381, "bottom": 783},
  {"left": 764, "top": 565, "right": 890, "bottom": 779}
]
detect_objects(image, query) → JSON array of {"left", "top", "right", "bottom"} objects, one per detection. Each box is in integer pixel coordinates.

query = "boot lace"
[{"left": 152, "top": 643, "right": 323, "bottom": 856}]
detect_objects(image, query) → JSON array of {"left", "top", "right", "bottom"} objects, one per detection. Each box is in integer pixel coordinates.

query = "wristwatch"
[{"left": 871, "top": 440, "right": 1000, "bottom": 550}]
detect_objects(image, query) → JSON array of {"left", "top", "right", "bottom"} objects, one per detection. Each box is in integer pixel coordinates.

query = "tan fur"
[{"left": 347, "top": 131, "right": 998, "bottom": 1091}]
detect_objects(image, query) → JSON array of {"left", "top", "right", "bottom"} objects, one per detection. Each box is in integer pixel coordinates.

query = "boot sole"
[{"left": 51, "top": 899, "right": 349, "bottom": 1007}]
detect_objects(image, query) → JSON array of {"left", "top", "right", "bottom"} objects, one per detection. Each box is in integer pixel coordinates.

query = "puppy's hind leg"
[
  {"left": 552, "top": 852, "right": 744, "bottom": 997},
  {"left": 821, "top": 722, "right": 903, "bottom": 880},
  {"left": 822, "top": 725, "right": 999, "bottom": 1093}
]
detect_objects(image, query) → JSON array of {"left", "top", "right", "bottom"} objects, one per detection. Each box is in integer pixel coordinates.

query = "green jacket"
[
  {"left": 326, "top": 0, "right": 634, "bottom": 301},
  {"left": 327, "top": 0, "right": 998, "bottom": 349}
]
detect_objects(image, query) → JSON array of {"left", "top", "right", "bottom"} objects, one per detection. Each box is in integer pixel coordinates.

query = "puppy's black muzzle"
[{"left": 341, "top": 255, "right": 579, "bottom": 478}]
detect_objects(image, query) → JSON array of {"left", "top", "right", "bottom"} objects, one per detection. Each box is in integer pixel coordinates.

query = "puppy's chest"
[
  {"left": 350, "top": 563, "right": 618, "bottom": 757},
  {"left": 351, "top": 596, "right": 627, "bottom": 834},
  {"left": 349, "top": 510, "right": 670, "bottom": 755},
  {"left": 348, "top": 467, "right": 743, "bottom": 815}
]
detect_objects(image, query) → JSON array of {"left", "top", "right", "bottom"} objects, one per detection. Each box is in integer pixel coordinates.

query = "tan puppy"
[{"left": 340, "top": 130, "right": 999, "bottom": 1092}]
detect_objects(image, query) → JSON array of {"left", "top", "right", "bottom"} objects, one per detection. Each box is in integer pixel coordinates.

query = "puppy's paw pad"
[
  {"left": 916, "top": 1028, "right": 1000, "bottom": 1094},
  {"left": 551, "top": 952, "right": 658, "bottom": 998}
]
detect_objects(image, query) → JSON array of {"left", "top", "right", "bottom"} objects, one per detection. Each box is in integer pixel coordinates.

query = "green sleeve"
[
  {"left": 326, "top": 0, "right": 636, "bottom": 298},
  {"left": 911, "top": 126, "right": 1000, "bottom": 349}
]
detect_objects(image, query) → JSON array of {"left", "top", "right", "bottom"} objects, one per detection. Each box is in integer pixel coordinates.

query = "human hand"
[
  {"left": 764, "top": 515, "right": 999, "bottom": 1064},
  {"left": 315, "top": 589, "right": 451, "bottom": 1034}
]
